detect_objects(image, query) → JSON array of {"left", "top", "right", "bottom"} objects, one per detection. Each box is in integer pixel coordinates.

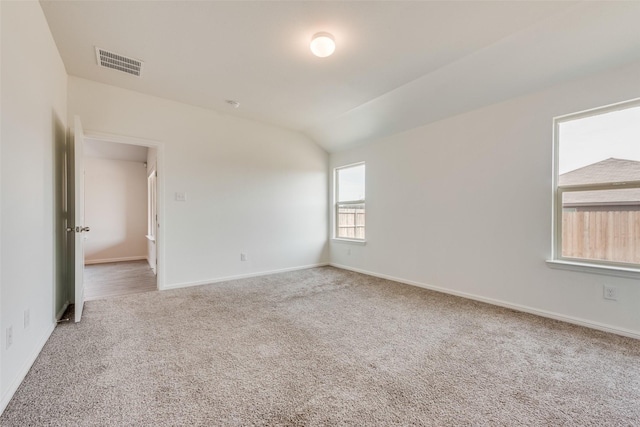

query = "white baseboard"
[
  {"left": 0, "top": 322, "right": 56, "bottom": 415},
  {"left": 163, "top": 262, "right": 330, "bottom": 291},
  {"left": 1, "top": 304, "right": 68, "bottom": 414},
  {"left": 84, "top": 256, "right": 146, "bottom": 265},
  {"left": 330, "top": 263, "right": 640, "bottom": 340}
]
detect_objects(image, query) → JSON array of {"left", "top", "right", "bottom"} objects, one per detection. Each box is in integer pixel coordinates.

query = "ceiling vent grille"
[{"left": 95, "top": 47, "right": 143, "bottom": 77}]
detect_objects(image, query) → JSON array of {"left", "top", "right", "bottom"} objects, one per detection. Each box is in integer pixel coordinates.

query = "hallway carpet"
[{"left": 1, "top": 267, "right": 639, "bottom": 425}]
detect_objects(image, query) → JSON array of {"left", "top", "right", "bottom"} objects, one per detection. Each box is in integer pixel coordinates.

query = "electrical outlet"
[
  {"left": 240, "top": 253, "right": 247, "bottom": 262},
  {"left": 175, "top": 192, "right": 187, "bottom": 202},
  {"left": 24, "top": 309, "right": 30, "bottom": 329},
  {"left": 6, "top": 326, "right": 13, "bottom": 349},
  {"left": 603, "top": 285, "right": 618, "bottom": 301}
]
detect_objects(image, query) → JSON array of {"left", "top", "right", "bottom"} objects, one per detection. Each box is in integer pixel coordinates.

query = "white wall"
[
  {"left": 68, "top": 77, "right": 329, "bottom": 288},
  {"left": 330, "top": 60, "right": 640, "bottom": 338},
  {"left": 84, "top": 157, "right": 148, "bottom": 263},
  {"left": 0, "top": 0, "right": 68, "bottom": 412}
]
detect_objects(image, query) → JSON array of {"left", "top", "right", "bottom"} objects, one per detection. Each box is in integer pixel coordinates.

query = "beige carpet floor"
[{"left": 1, "top": 266, "right": 639, "bottom": 426}]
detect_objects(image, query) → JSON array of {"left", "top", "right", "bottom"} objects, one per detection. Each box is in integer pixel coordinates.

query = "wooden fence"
[
  {"left": 337, "top": 206, "right": 365, "bottom": 239},
  {"left": 562, "top": 209, "right": 640, "bottom": 263}
]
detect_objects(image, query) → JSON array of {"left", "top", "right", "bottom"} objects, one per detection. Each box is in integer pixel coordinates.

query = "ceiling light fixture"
[
  {"left": 310, "top": 32, "right": 336, "bottom": 58},
  {"left": 226, "top": 100, "right": 240, "bottom": 109}
]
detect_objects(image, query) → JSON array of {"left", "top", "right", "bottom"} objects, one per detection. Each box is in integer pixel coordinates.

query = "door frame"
[
  {"left": 146, "top": 164, "right": 158, "bottom": 275},
  {"left": 82, "top": 130, "right": 165, "bottom": 290}
]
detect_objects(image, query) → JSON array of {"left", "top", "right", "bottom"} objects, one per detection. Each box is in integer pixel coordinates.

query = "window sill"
[
  {"left": 332, "top": 238, "right": 366, "bottom": 246},
  {"left": 546, "top": 259, "right": 640, "bottom": 279}
]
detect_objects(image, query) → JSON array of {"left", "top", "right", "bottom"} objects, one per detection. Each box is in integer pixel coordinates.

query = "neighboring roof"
[
  {"left": 560, "top": 158, "right": 640, "bottom": 207},
  {"left": 559, "top": 158, "right": 640, "bottom": 186},
  {"left": 563, "top": 188, "right": 640, "bottom": 207}
]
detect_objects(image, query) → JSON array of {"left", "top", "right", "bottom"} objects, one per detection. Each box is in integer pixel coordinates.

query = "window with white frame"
[
  {"left": 554, "top": 100, "right": 640, "bottom": 267},
  {"left": 335, "top": 163, "right": 365, "bottom": 240}
]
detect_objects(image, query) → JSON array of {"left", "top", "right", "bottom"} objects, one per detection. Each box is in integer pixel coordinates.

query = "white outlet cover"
[
  {"left": 175, "top": 192, "right": 187, "bottom": 202},
  {"left": 603, "top": 286, "right": 618, "bottom": 301}
]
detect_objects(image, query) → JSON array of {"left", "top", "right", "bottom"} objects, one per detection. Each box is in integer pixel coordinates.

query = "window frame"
[
  {"left": 550, "top": 98, "right": 640, "bottom": 276},
  {"left": 334, "top": 162, "right": 366, "bottom": 243}
]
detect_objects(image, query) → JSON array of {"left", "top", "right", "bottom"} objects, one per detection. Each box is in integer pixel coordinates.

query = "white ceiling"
[
  {"left": 85, "top": 138, "right": 148, "bottom": 163},
  {"left": 40, "top": 1, "right": 640, "bottom": 152}
]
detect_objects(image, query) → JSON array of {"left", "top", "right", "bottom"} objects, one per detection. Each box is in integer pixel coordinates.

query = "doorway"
[{"left": 81, "top": 133, "right": 162, "bottom": 300}]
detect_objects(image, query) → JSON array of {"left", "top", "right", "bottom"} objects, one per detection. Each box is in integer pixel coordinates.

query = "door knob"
[{"left": 81, "top": 226, "right": 91, "bottom": 232}]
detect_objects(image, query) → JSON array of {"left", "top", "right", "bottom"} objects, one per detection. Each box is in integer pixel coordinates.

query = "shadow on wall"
[{"left": 52, "top": 110, "right": 69, "bottom": 319}]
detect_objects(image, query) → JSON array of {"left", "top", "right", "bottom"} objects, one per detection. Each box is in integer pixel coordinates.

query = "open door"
[{"left": 73, "top": 116, "right": 89, "bottom": 322}]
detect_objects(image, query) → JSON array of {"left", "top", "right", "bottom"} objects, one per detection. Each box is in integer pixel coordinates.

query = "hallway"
[{"left": 85, "top": 260, "right": 156, "bottom": 300}]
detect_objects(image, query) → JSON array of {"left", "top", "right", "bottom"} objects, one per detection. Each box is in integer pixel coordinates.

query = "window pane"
[
  {"left": 557, "top": 103, "right": 640, "bottom": 265},
  {"left": 561, "top": 189, "right": 640, "bottom": 264},
  {"left": 559, "top": 105, "right": 640, "bottom": 176},
  {"left": 337, "top": 164, "right": 365, "bottom": 202},
  {"left": 337, "top": 204, "right": 365, "bottom": 239}
]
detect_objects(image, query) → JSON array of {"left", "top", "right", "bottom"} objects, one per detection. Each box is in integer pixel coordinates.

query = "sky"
[
  {"left": 337, "top": 164, "right": 365, "bottom": 202},
  {"left": 558, "top": 104, "right": 640, "bottom": 175}
]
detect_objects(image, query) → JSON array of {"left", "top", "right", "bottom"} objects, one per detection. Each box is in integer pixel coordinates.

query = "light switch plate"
[{"left": 175, "top": 192, "right": 187, "bottom": 202}]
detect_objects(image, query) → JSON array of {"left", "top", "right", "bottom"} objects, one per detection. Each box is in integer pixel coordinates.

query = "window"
[
  {"left": 335, "top": 163, "right": 365, "bottom": 240},
  {"left": 554, "top": 100, "right": 640, "bottom": 268}
]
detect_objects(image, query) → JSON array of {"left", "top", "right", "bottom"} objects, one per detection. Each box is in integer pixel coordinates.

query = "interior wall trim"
[
  {"left": 0, "top": 323, "right": 56, "bottom": 415},
  {"left": 330, "top": 263, "right": 640, "bottom": 341},
  {"left": 163, "top": 263, "right": 330, "bottom": 291},
  {"left": 84, "top": 256, "right": 147, "bottom": 265}
]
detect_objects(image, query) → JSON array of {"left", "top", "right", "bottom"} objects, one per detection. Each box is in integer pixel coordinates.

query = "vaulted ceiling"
[{"left": 40, "top": 1, "right": 640, "bottom": 152}]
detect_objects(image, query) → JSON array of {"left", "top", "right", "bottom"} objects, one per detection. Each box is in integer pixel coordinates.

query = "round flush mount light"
[
  {"left": 225, "top": 100, "right": 240, "bottom": 109},
  {"left": 310, "top": 32, "right": 336, "bottom": 58}
]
